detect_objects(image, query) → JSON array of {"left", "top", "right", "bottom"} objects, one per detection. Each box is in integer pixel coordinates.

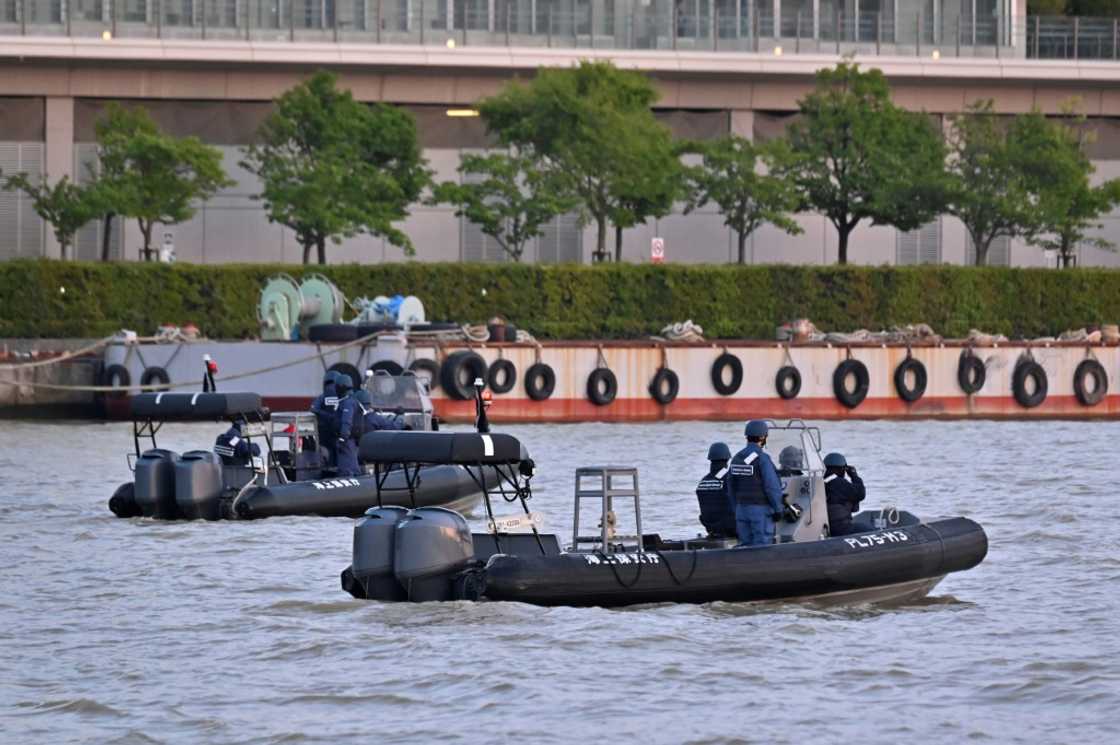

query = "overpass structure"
[{"left": 2, "top": 0, "right": 1120, "bottom": 267}]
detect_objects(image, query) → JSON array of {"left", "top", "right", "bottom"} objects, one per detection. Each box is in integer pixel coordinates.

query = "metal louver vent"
[
  {"left": 0, "top": 142, "right": 45, "bottom": 260},
  {"left": 966, "top": 234, "right": 1011, "bottom": 266},
  {"left": 896, "top": 219, "right": 941, "bottom": 265}
]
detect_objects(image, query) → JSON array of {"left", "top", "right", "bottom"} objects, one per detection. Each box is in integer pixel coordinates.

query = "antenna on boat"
[
  {"left": 202, "top": 354, "right": 218, "bottom": 392},
  {"left": 473, "top": 377, "right": 491, "bottom": 433}
]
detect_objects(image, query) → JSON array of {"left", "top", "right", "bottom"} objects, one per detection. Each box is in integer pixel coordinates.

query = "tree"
[
  {"left": 479, "top": 61, "right": 682, "bottom": 263},
  {"left": 1029, "top": 114, "right": 1120, "bottom": 268},
  {"left": 242, "top": 70, "right": 430, "bottom": 265},
  {"left": 944, "top": 101, "right": 1079, "bottom": 266},
  {"left": 92, "top": 104, "right": 231, "bottom": 261},
  {"left": 2, "top": 174, "right": 100, "bottom": 260},
  {"left": 434, "top": 149, "right": 575, "bottom": 262},
  {"left": 785, "top": 62, "right": 947, "bottom": 264},
  {"left": 684, "top": 136, "right": 802, "bottom": 264}
]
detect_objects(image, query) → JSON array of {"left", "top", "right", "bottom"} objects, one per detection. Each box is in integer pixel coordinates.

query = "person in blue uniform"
[
  {"left": 696, "top": 442, "right": 737, "bottom": 539},
  {"left": 333, "top": 375, "right": 361, "bottom": 477},
  {"left": 823, "top": 452, "right": 866, "bottom": 536},
  {"left": 778, "top": 446, "right": 804, "bottom": 476},
  {"left": 311, "top": 371, "right": 340, "bottom": 466},
  {"left": 353, "top": 389, "right": 407, "bottom": 435},
  {"left": 728, "top": 420, "right": 784, "bottom": 547},
  {"left": 213, "top": 419, "right": 260, "bottom": 466}
]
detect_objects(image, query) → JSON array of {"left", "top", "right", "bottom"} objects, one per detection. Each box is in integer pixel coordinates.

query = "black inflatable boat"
[
  {"left": 108, "top": 391, "right": 490, "bottom": 521},
  {"left": 341, "top": 423, "right": 988, "bottom": 608}
]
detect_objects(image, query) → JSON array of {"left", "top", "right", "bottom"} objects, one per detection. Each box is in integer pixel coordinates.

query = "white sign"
[
  {"left": 650, "top": 237, "right": 665, "bottom": 264},
  {"left": 488, "top": 512, "right": 544, "bottom": 533},
  {"left": 159, "top": 231, "right": 176, "bottom": 264}
]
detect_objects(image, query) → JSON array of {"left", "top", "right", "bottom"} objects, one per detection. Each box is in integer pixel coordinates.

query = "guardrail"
[{"left": 0, "top": 3, "right": 1116, "bottom": 61}]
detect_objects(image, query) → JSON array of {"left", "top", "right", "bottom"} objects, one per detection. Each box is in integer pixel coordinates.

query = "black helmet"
[
  {"left": 335, "top": 374, "right": 353, "bottom": 393},
  {"left": 745, "top": 420, "right": 768, "bottom": 439},
  {"left": 707, "top": 442, "right": 731, "bottom": 461},
  {"left": 779, "top": 446, "right": 804, "bottom": 470},
  {"left": 823, "top": 452, "right": 847, "bottom": 468},
  {"left": 353, "top": 389, "right": 371, "bottom": 406}
]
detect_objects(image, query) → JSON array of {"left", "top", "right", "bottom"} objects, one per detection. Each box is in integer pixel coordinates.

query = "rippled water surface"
[{"left": 1, "top": 418, "right": 1118, "bottom": 744}]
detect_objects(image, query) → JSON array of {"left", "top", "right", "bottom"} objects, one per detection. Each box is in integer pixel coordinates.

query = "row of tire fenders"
[{"left": 104, "top": 347, "right": 1111, "bottom": 410}]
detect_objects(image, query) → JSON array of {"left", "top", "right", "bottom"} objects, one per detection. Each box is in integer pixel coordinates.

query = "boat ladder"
[{"left": 571, "top": 466, "right": 643, "bottom": 554}]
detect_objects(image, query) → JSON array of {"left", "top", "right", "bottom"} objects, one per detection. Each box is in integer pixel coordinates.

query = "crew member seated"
[
  {"left": 777, "top": 446, "right": 804, "bottom": 476},
  {"left": 696, "top": 442, "right": 736, "bottom": 539},
  {"left": 213, "top": 419, "right": 261, "bottom": 467},
  {"left": 823, "top": 452, "right": 866, "bottom": 536},
  {"left": 311, "top": 371, "right": 341, "bottom": 466},
  {"left": 353, "top": 389, "right": 407, "bottom": 434},
  {"left": 333, "top": 375, "right": 361, "bottom": 478}
]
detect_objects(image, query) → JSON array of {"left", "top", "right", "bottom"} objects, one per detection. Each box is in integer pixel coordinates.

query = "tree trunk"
[
  {"left": 100, "top": 214, "right": 115, "bottom": 262},
  {"left": 59, "top": 238, "right": 69, "bottom": 261},
  {"left": 837, "top": 226, "right": 850, "bottom": 265},
  {"left": 1060, "top": 252, "right": 1072, "bottom": 268},
  {"left": 737, "top": 231, "right": 747, "bottom": 264},
  {"left": 593, "top": 216, "right": 607, "bottom": 263},
  {"left": 302, "top": 241, "right": 311, "bottom": 265},
  {"left": 614, "top": 225, "right": 623, "bottom": 263},
  {"left": 140, "top": 221, "right": 153, "bottom": 262},
  {"left": 974, "top": 235, "right": 990, "bottom": 267},
  {"left": 316, "top": 236, "right": 326, "bottom": 265}
]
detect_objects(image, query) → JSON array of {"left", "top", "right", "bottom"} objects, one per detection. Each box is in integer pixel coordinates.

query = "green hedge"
[{"left": 1, "top": 259, "right": 1118, "bottom": 340}]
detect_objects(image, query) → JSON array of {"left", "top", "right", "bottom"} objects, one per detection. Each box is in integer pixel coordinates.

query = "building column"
[
  {"left": 729, "top": 109, "right": 754, "bottom": 139},
  {"left": 43, "top": 96, "right": 75, "bottom": 260}
]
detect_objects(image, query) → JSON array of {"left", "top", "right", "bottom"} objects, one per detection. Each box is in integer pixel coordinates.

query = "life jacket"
[
  {"left": 728, "top": 444, "right": 769, "bottom": 507},
  {"left": 696, "top": 465, "right": 736, "bottom": 537}
]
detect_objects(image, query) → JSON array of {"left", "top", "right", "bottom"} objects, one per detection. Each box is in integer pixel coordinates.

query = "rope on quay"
[
  {"left": 0, "top": 331, "right": 386, "bottom": 393},
  {"left": 0, "top": 335, "right": 117, "bottom": 370}
]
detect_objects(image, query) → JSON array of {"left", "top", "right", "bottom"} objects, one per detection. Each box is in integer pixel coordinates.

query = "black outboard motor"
[
  {"left": 393, "top": 508, "right": 475, "bottom": 601},
  {"left": 133, "top": 449, "right": 181, "bottom": 519},
  {"left": 346, "top": 506, "right": 410, "bottom": 601},
  {"left": 175, "top": 450, "right": 224, "bottom": 520}
]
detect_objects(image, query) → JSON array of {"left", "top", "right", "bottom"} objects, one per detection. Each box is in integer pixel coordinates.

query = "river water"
[{"left": 0, "top": 418, "right": 1117, "bottom": 744}]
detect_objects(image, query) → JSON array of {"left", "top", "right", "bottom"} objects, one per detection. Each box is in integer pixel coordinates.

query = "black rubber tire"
[
  {"left": 440, "top": 351, "right": 489, "bottom": 400},
  {"left": 408, "top": 358, "right": 440, "bottom": 390},
  {"left": 958, "top": 352, "right": 986, "bottom": 394},
  {"left": 488, "top": 359, "right": 517, "bottom": 394},
  {"left": 407, "top": 322, "right": 462, "bottom": 333},
  {"left": 1012, "top": 360, "right": 1048, "bottom": 409},
  {"left": 140, "top": 366, "right": 170, "bottom": 389},
  {"left": 356, "top": 323, "right": 401, "bottom": 337},
  {"left": 108, "top": 482, "right": 140, "bottom": 518},
  {"left": 648, "top": 367, "right": 680, "bottom": 405},
  {"left": 308, "top": 324, "right": 360, "bottom": 343},
  {"left": 710, "top": 352, "right": 743, "bottom": 396},
  {"left": 775, "top": 366, "right": 802, "bottom": 400},
  {"left": 101, "top": 363, "right": 131, "bottom": 392},
  {"left": 524, "top": 363, "right": 556, "bottom": 401},
  {"left": 833, "top": 359, "right": 870, "bottom": 409},
  {"left": 893, "top": 358, "right": 928, "bottom": 403},
  {"left": 586, "top": 368, "right": 618, "bottom": 406},
  {"left": 368, "top": 360, "right": 404, "bottom": 376},
  {"left": 1073, "top": 359, "right": 1108, "bottom": 406},
  {"left": 327, "top": 362, "right": 362, "bottom": 390}
]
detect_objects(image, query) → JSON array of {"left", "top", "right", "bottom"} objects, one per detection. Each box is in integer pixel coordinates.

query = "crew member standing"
[
  {"left": 696, "top": 442, "right": 737, "bottom": 539},
  {"left": 333, "top": 375, "right": 361, "bottom": 477},
  {"left": 823, "top": 452, "right": 866, "bottom": 536},
  {"left": 311, "top": 371, "right": 341, "bottom": 466},
  {"left": 728, "top": 420, "right": 784, "bottom": 547}
]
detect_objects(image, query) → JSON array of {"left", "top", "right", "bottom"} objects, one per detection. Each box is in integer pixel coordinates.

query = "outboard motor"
[
  {"left": 133, "top": 449, "right": 180, "bottom": 519},
  {"left": 344, "top": 506, "right": 410, "bottom": 601},
  {"left": 175, "top": 450, "right": 224, "bottom": 520},
  {"left": 393, "top": 508, "right": 474, "bottom": 602}
]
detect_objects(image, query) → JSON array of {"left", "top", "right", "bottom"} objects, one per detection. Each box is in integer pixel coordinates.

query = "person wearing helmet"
[
  {"left": 823, "top": 452, "right": 865, "bottom": 536},
  {"left": 333, "top": 374, "right": 361, "bottom": 477},
  {"left": 353, "top": 389, "right": 406, "bottom": 436},
  {"left": 695, "top": 442, "right": 737, "bottom": 539},
  {"left": 213, "top": 418, "right": 261, "bottom": 467},
  {"left": 777, "top": 445, "right": 804, "bottom": 476},
  {"left": 310, "top": 371, "right": 341, "bottom": 466},
  {"left": 728, "top": 420, "right": 784, "bottom": 547}
]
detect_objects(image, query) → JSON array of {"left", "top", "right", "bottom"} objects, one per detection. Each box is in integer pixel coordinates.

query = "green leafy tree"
[
  {"left": 479, "top": 60, "right": 681, "bottom": 263},
  {"left": 944, "top": 101, "right": 1082, "bottom": 266},
  {"left": 684, "top": 136, "right": 802, "bottom": 264},
  {"left": 242, "top": 70, "right": 430, "bottom": 265},
  {"left": 94, "top": 104, "right": 231, "bottom": 261},
  {"left": 434, "top": 150, "right": 575, "bottom": 262},
  {"left": 2, "top": 174, "right": 100, "bottom": 260},
  {"left": 784, "top": 62, "right": 947, "bottom": 265}
]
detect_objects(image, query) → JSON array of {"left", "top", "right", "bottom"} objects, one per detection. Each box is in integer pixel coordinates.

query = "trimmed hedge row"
[{"left": 1, "top": 259, "right": 1118, "bottom": 340}]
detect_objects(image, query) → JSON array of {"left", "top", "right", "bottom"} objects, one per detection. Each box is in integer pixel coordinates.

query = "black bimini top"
[
  {"left": 359, "top": 431, "right": 524, "bottom": 465},
  {"left": 130, "top": 392, "right": 266, "bottom": 421}
]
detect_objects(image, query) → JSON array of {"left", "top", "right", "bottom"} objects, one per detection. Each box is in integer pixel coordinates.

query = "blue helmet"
[
  {"left": 779, "top": 446, "right": 803, "bottom": 470},
  {"left": 823, "top": 452, "right": 847, "bottom": 468},
  {"left": 707, "top": 442, "right": 731, "bottom": 461},
  {"left": 335, "top": 373, "right": 353, "bottom": 393},
  {"left": 353, "top": 389, "right": 371, "bottom": 406},
  {"left": 744, "top": 420, "right": 768, "bottom": 439},
  {"left": 323, "top": 371, "right": 341, "bottom": 388}
]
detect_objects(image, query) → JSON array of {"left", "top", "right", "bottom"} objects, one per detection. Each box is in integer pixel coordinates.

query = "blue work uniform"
[
  {"left": 825, "top": 469, "right": 866, "bottom": 536},
  {"left": 213, "top": 424, "right": 260, "bottom": 466},
  {"left": 333, "top": 395, "right": 361, "bottom": 477},
  {"left": 696, "top": 463, "right": 736, "bottom": 539},
  {"left": 310, "top": 384, "right": 339, "bottom": 465},
  {"left": 728, "top": 443, "right": 784, "bottom": 547}
]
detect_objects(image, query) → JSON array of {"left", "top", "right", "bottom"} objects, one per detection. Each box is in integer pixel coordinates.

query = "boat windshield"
[
  {"left": 765, "top": 427, "right": 824, "bottom": 473},
  {"left": 365, "top": 375, "right": 426, "bottom": 411}
]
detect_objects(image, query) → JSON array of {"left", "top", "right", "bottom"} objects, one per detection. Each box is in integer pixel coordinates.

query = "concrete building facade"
[{"left": 2, "top": 0, "right": 1120, "bottom": 268}]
